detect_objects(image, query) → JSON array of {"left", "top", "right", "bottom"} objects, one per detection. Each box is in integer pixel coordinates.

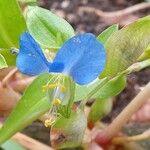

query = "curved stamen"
[{"left": 42, "top": 83, "right": 66, "bottom": 92}]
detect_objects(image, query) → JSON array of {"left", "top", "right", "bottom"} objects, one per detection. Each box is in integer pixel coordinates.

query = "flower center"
[{"left": 42, "top": 76, "right": 66, "bottom": 127}]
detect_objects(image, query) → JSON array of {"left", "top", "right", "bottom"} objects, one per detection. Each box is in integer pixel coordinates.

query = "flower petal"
[
  {"left": 52, "top": 33, "right": 106, "bottom": 85},
  {"left": 16, "top": 32, "right": 49, "bottom": 75}
]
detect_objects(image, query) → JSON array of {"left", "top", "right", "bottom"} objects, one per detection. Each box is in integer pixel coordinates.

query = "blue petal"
[
  {"left": 52, "top": 33, "right": 106, "bottom": 85},
  {"left": 16, "top": 32, "right": 50, "bottom": 75}
]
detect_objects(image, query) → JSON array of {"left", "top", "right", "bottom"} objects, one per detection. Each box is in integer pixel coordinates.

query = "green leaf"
[
  {"left": 0, "top": 54, "right": 8, "bottom": 69},
  {"left": 0, "top": 0, "right": 26, "bottom": 48},
  {"left": 88, "top": 98, "right": 112, "bottom": 128},
  {"left": 74, "top": 74, "right": 126, "bottom": 101},
  {"left": 1, "top": 140, "right": 26, "bottom": 150},
  {"left": 0, "top": 49, "right": 16, "bottom": 66},
  {"left": 51, "top": 109, "right": 86, "bottom": 149},
  {"left": 93, "top": 75, "right": 126, "bottom": 99},
  {"left": 26, "top": 6, "right": 75, "bottom": 50},
  {"left": 0, "top": 73, "right": 53, "bottom": 144},
  {"left": 97, "top": 24, "right": 118, "bottom": 45},
  {"left": 101, "top": 16, "right": 150, "bottom": 78},
  {"left": 138, "top": 44, "right": 150, "bottom": 61}
]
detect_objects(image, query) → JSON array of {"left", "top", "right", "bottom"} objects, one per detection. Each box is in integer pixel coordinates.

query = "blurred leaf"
[
  {"left": 1, "top": 139, "right": 26, "bottom": 150},
  {"left": 97, "top": 24, "right": 118, "bottom": 45},
  {"left": 88, "top": 98, "right": 112, "bottom": 128},
  {"left": 0, "top": 49, "right": 16, "bottom": 66},
  {"left": 0, "top": 73, "right": 53, "bottom": 144},
  {"left": 138, "top": 44, "right": 150, "bottom": 61},
  {"left": 101, "top": 16, "right": 150, "bottom": 78},
  {"left": 26, "top": 6, "right": 75, "bottom": 50},
  {"left": 0, "top": 54, "right": 8, "bottom": 69},
  {"left": 74, "top": 74, "right": 126, "bottom": 101},
  {"left": 18, "top": 0, "right": 36, "bottom": 3},
  {"left": 51, "top": 109, "right": 86, "bottom": 149},
  {"left": 0, "top": 0, "right": 26, "bottom": 48}
]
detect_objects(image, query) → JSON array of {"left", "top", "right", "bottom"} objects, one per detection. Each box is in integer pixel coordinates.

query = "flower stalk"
[
  {"left": 95, "top": 81, "right": 150, "bottom": 146},
  {"left": 112, "top": 128, "right": 150, "bottom": 144}
]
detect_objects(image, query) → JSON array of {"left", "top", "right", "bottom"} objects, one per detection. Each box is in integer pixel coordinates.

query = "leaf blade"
[
  {"left": 97, "top": 24, "right": 118, "bottom": 45},
  {"left": 0, "top": 0, "right": 26, "bottom": 48},
  {"left": 74, "top": 75, "right": 126, "bottom": 101},
  {"left": 101, "top": 16, "right": 150, "bottom": 78},
  {"left": 0, "top": 73, "right": 52, "bottom": 144}
]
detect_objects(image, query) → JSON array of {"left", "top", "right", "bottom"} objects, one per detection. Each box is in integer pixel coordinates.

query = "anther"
[
  {"left": 52, "top": 98, "right": 62, "bottom": 106},
  {"left": 44, "top": 118, "right": 55, "bottom": 127}
]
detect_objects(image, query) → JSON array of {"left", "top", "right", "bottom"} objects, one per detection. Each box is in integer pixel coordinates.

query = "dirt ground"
[{"left": 23, "top": 0, "right": 150, "bottom": 148}]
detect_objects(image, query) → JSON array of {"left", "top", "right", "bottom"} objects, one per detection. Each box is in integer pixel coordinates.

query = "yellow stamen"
[
  {"left": 44, "top": 118, "right": 55, "bottom": 127},
  {"left": 42, "top": 83, "right": 66, "bottom": 92},
  {"left": 52, "top": 98, "right": 61, "bottom": 106}
]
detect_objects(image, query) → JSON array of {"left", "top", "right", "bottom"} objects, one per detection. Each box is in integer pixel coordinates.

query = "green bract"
[
  {"left": 26, "top": 6, "right": 75, "bottom": 50},
  {"left": 51, "top": 110, "right": 86, "bottom": 149}
]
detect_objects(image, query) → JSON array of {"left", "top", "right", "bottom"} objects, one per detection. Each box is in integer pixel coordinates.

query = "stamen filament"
[{"left": 42, "top": 83, "right": 66, "bottom": 92}]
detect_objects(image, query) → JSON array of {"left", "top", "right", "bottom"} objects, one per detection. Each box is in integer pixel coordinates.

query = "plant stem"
[
  {"left": 1, "top": 68, "right": 17, "bottom": 87},
  {"left": 12, "top": 133, "right": 52, "bottom": 150},
  {"left": 112, "top": 128, "right": 150, "bottom": 144},
  {"left": 122, "top": 59, "right": 150, "bottom": 74},
  {"left": 95, "top": 82, "right": 150, "bottom": 145}
]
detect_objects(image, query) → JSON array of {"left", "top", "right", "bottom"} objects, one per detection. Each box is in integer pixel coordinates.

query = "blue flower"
[{"left": 16, "top": 32, "right": 106, "bottom": 85}]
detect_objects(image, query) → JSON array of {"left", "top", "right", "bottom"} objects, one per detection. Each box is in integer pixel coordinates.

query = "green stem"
[{"left": 122, "top": 59, "right": 150, "bottom": 75}]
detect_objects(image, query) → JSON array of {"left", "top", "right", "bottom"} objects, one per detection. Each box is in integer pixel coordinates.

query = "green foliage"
[
  {"left": 93, "top": 75, "right": 126, "bottom": 99},
  {"left": 88, "top": 98, "right": 112, "bottom": 127},
  {"left": 0, "top": 0, "right": 26, "bottom": 48},
  {"left": 26, "top": 6, "right": 75, "bottom": 50},
  {"left": 51, "top": 109, "right": 86, "bottom": 149},
  {"left": 1, "top": 140, "right": 26, "bottom": 150},
  {"left": 0, "top": 49, "right": 16, "bottom": 66},
  {"left": 75, "top": 74, "right": 126, "bottom": 101},
  {"left": 97, "top": 24, "right": 118, "bottom": 45},
  {"left": 101, "top": 16, "right": 150, "bottom": 78},
  {"left": 0, "top": 54, "right": 8, "bottom": 69},
  {"left": 0, "top": 73, "right": 52, "bottom": 144}
]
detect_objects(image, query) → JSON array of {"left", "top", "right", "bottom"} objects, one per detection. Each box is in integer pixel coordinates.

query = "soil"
[{"left": 22, "top": 0, "right": 150, "bottom": 149}]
